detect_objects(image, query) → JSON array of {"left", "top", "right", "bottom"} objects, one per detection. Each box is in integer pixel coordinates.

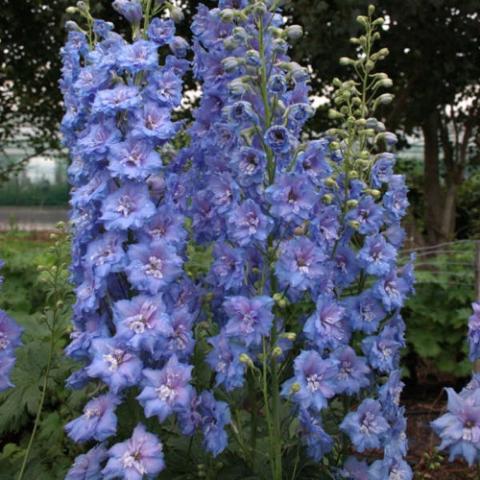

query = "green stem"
[
  {"left": 262, "top": 340, "right": 276, "bottom": 480},
  {"left": 17, "top": 324, "right": 56, "bottom": 480},
  {"left": 270, "top": 349, "right": 282, "bottom": 480},
  {"left": 247, "top": 371, "right": 258, "bottom": 468}
]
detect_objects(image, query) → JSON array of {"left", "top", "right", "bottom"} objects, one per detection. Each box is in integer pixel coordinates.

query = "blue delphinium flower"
[
  {"left": 223, "top": 296, "right": 274, "bottom": 347},
  {"left": 65, "top": 444, "right": 108, "bottom": 480},
  {"left": 275, "top": 237, "right": 326, "bottom": 293},
  {"left": 103, "top": 424, "right": 165, "bottom": 479},
  {"left": 86, "top": 338, "right": 143, "bottom": 394},
  {"left": 304, "top": 295, "right": 348, "bottom": 351},
  {"left": 65, "top": 394, "right": 120, "bottom": 442},
  {"left": 432, "top": 388, "right": 480, "bottom": 465},
  {"left": 0, "top": 263, "right": 22, "bottom": 391},
  {"left": 137, "top": 355, "right": 193, "bottom": 421},
  {"left": 227, "top": 199, "right": 273, "bottom": 247},
  {"left": 333, "top": 347, "right": 370, "bottom": 395},
  {"left": 197, "top": 391, "right": 231, "bottom": 457},
  {"left": 298, "top": 409, "right": 333, "bottom": 462},
  {"left": 340, "top": 399, "right": 390, "bottom": 452},
  {"left": 282, "top": 350, "right": 338, "bottom": 411}
]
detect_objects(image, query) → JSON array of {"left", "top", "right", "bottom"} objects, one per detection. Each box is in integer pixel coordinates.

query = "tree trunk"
[{"left": 422, "top": 112, "right": 444, "bottom": 244}]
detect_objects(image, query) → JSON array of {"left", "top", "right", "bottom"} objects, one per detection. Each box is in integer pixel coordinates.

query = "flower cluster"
[
  {"left": 0, "top": 260, "right": 22, "bottom": 391},
  {"left": 432, "top": 302, "right": 480, "bottom": 465},
  {"left": 61, "top": 0, "right": 414, "bottom": 477},
  {"left": 183, "top": 1, "right": 413, "bottom": 477},
  {"left": 61, "top": 2, "right": 229, "bottom": 477}
]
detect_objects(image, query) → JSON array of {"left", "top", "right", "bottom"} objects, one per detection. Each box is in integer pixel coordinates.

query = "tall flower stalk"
[{"left": 60, "top": 1, "right": 413, "bottom": 478}]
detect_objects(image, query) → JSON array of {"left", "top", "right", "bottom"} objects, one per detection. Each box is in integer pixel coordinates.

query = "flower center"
[
  {"left": 0, "top": 333, "right": 9, "bottom": 350},
  {"left": 156, "top": 384, "right": 176, "bottom": 403},
  {"left": 85, "top": 407, "right": 101, "bottom": 419},
  {"left": 103, "top": 349, "right": 126, "bottom": 372},
  {"left": 116, "top": 195, "right": 134, "bottom": 217},
  {"left": 306, "top": 373, "right": 322, "bottom": 392},
  {"left": 122, "top": 451, "right": 146, "bottom": 475},
  {"left": 144, "top": 256, "right": 164, "bottom": 279}
]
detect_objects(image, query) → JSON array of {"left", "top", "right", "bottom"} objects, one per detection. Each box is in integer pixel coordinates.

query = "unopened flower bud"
[
  {"left": 170, "top": 6, "right": 184, "bottom": 23},
  {"left": 286, "top": 25, "right": 303, "bottom": 41},
  {"left": 282, "top": 332, "right": 297, "bottom": 342},
  {"left": 66, "top": 6, "right": 78, "bottom": 14},
  {"left": 291, "top": 383, "right": 301, "bottom": 394},
  {"left": 323, "top": 194, "right": 333, "bottom": 204},
  {"left": 272, "top": 347, "right": 283, "bottom": 358},
  {"left": 325, "top": 177, "right": 338, "bottom": 188},
  {"left": 346, "top": 199, "right": 358, "bottom": 209},
  {"left": 366, "top": 189, "right": 382, "bottom": 198},
  {"left": 220, "top": 8, "right": 235, "bottom": 22},
  {"left": 65, "top": 20, "right": 81, "bottom": 31},
  {"left": 239, "top": 353, "right": 254, "bottom": 369},
  {"left": 349, "top": 220, "right": 361, "bottom": 230}
]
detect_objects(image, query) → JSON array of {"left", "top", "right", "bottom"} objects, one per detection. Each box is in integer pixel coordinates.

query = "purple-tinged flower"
[
  {"left": 209, "top": 242, "right": 244, "bottom": 291},
  {"left": 264, "top": 125, "right": 292, "bottom": 153},
  {"left": 266, "top": 174, "right": 317, "bottom": 225},
  {"left": 346, "top": 196, "right": 384, "bottom": 235},
  {"left": 287, "top": 103, "right": 314, "bottom": 127},
  {"left": 362, "top": 324, "right": 404, "bottom": 373},
  {"left": 197, "top": 391, "right": 231, "bottom": 457},
  {"left": 298, "top": 409, "right": 333, "bottom": 461},
  {"left": 468, "top": 302, "right": 480, "bottom": 361},
  {"left": 0, "top": 356, "right": 15, "bottom": 391},
  {"left": 282, "top": 350, "right": 338, "bottom": 411},
  {"left": 432, "top": 388, "right": 480, "bottom": 465},
  {"left": 0, "top": 310, "right": 22, "bottom": 356},
  {"left": 169, "top": 36, "right": 190, "bottom": 58},
  {"left": 66, "top": 314, "right": 110, "bottom": 361},
  {"left": 384, "top": 175, "right": 409, "bottom": 223},
  {"left": 137, "top": 355, "right": 193, "bottom": 421},
  {"left": 76, "top": 120, "right": 121, "bottom": 157},
  {"left": 112, "top": 0, "right": 143, "bottom": 25},
  {"left": 227, "top": 199, "right": 273, "bottom": 247},
  {"left": 103, "top": 424, "right": 165, "bottom": 479},
  {"left": 357, "top": 234, "right": 397, "bottom": 277},
  {"left": 333, "top": 347, "right": 370, "bottom": 395},
  {"left": 223, "top": 295, "right": 274, "bottom": 346},
  {"left": 145, "top": 70, "right": 183, "bottom": 108},
  {"left": 297, "top": 139, "right": 331, "bottom": 184},
  {"left": 108, "top": 138, "right": 162, "bottom": 180},
  {"left": 92, "top": 85, "right": 141, "bottom": 115},
  {"left": 208, "top": 173, "right": 239, "bottom": 214},
  {"left": 148, "top": 18, "right": 175, "bottom": 46},
  {"left": 66, "top": 445, "right": 108, "bottom": 480},
  {"left": 86, "top": 338, "right": 143, "bottom": 393},
  {"left": 275, "top": 237, "right": 326, "bottom": 292},
  {"left": 66, "top": 394, "right": 120, "bottom": 442},
  {"left": 371, "top": 153, "right": 394, "bottom": 188},
  {"left": 304, "top": 296, "right": 348, "bottom": 350},
  {"left": 160, "top": 308, "right": 195, "bottom": 360},
  {"left": 374, "top": 268, "right": 410, "bottom": 311},
  {"left": 343, "top": 291, "right": 385, "bottom": 334},
  {"left": 101, "top": 183, "right": 156, "bottom": 231},
  {"left": 233, "top": 147, "right": 266, "bottom": 187},
  {"left": 84, "top": 232, "right": 127, "bottom": 279},
  {"left": 132, "top": 102, "right": 179, "bottom": 142},
  {"left": 340, "top": 457, "right": 369, "bottom": 480},
  {"left": 224, "top": 101, "right": 259, "bottom": 125},
  {"left": 118, "top": 40, "right": 159, "bottom": 73},
  {"left": 207, "top": 333, "right": 246, "bottom": 391},
  {"left": 139, "top": 205, "right": 186, "bottom": 246},
  {"left": 113, "top": 294, "right": 171, "bottom": 352},
  {"left": 126, "top": 240, "right": 183, "bottom": 294},
  {"left": 369, "top": 456, "right": 413, "bottom": 480},
  {"left": 340, "top": 399, "right": 389, "bottom": 452}
]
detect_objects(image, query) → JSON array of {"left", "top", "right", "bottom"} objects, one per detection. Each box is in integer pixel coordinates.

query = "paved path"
[{"left": 0, "top": 207, "right": 69, "bottom": 231}]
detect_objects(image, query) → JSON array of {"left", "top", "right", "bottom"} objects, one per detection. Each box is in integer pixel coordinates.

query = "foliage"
[
  {"left": 0, "top": 230, "right": 85, "bottom": 480},
  {"left": 403, "top": 242, "right": 476, "bottom": 377},
  {"left": 0, "top": 180, "right": 69, "bottom": 207}
]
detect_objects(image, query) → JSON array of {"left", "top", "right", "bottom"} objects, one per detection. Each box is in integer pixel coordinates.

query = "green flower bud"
[
  {"left": 325, "top": 177, "right": 338, "bottom": 188},
  {"left": 272, "top": 347, "right": 283, "bottom": 358},
  {"left": 323, "top": 194, "right": 333, "bottom": 204},
  {"left": 291, "top": 383, "right": 301, "bottom": 393},
  {"left": 328, "top": 109, "right": 344, "bottom": 120},
  {"left": 366, "top": 188, "right": 382, "bottom": 198},
  {"left": 282, "top": 332, "right": 297, "bottom": 341},
  {"left": 286, "top": 25, "right": 303, "bottom": 41},
  {"left": 239, "top": 354, "right": 254, "bottom": 369},
  {"left": 346, "top": 199, "right": 358, "bottom": 209},
  {"left": 66, "top": 6, "right": 78, "bottom": 14},
  {"left": 220, "top": 8, "right": 235, "bottom": 22},
  {"left": 368, "top": 5, "right": 376, "bottom": 15},
  {"left": 349, "top": 220, "right": 361, "bottom": 230}
]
